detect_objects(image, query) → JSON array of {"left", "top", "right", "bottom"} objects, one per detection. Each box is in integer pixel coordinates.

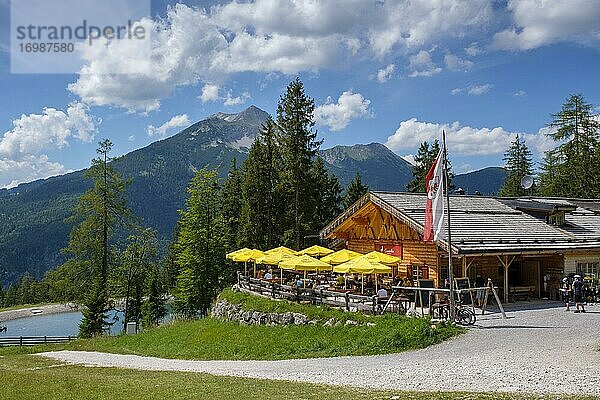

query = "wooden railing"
[
  {"left": 0, "top": 336, "right": 75, "bottom": 346},
  {"left": 237, "top": 274, "right": 381, "bottom": 314}
]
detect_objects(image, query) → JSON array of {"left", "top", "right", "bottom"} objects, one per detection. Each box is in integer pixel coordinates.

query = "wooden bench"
[{"left": 509, "top": 285, "right": 536, "bottom": 301}]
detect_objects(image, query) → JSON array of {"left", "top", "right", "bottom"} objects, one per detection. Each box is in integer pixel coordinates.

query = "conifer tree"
[
  {"left": 499, "top": 135, "right": 535, "bottom": 197},
  {"left": 63, "top": 139, "right": 131, "bottom": 337},
  {"left": 174, "top": 169, "right": 227, "bottom": 318},
  {"left": 141, "top": 263, "right": 166, "bottom": 328},
  {"left": 408, "top": 140, "right": 440, "bottom": 192},
  {"left": 344, "top": 172, "right": 369, "bottom": 209},
  {"left": 541, "top": 94, "right": 600, "bottom": 197},
  {"left": 310, "top": 157, "right": 343, "bottom": 233},
  {"left": 238, "top": 118, "right": 284, "bottom": 249},
  {"left": 277, "top": 78, "right": 322, "bottom": 250},
  {"left": 221, "top": 158, "right": 243, "bottom": 251}
]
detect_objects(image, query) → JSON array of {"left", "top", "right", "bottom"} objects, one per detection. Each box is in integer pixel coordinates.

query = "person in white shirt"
[
  {"left": 264, "top": 270, "right": 273, "bottom": 280},
  {"left": 377, "top": 287, "right": 388, "bottom": 298}
]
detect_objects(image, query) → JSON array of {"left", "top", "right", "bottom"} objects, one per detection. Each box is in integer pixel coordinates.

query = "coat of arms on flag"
[{"left": 423, "top": 146, "right": 445, "bottom": 241}]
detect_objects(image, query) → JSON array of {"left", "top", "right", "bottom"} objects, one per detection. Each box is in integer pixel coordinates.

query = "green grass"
[
  {"left": 0, "top": 353, "right": 593, "bottom": 400},
  {"left": 53, "top": 289, "right": 462, "bottom": 360}
]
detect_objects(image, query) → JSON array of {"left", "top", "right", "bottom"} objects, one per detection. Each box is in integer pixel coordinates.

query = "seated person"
[
  {"left": 264, "top": 270, "right": 273, "bottom": 280},
  {"left": 377, "top": 287, "right": 388, "bottom": 298}
]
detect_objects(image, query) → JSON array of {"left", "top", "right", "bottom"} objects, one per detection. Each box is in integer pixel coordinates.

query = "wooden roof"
[{"left": 321, "top": 191, "right": 600, "bottom": 255}]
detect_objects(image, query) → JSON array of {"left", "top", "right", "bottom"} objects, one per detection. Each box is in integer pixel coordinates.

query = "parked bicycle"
[{"left": 430, "top": 298, "right": 476, "bottom": 325}]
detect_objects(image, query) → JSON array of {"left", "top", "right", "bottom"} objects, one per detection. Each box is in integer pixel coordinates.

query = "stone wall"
[{"left": 211, "top": 299, "right": 373, "bottom": 327}]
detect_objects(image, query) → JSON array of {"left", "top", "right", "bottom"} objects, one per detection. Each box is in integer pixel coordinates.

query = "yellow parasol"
[
  {"left": 264, "top": 246, "right": 298, "bottom": 256},
  {"left": 256, "top": 250, "right": 296, "bottom": 283},
  {"left": 226, "top": 247, "right": 251, "bottom": 260},
  {"left": 321, "top": 249, "right": 362, "bottom": 265},
  {"left": 298, "top": 245, "right": 334, "bottom": 257},
  {"left": 361, "top": 251, "right": 401, "bottom": 266},
  {"left": 231, "top": 249, "right": 265, "bottom": 277},
  {"left": 333, "top": 257, "right": 392, "bottom": 294},
  {"left": 279, "top": 254, "right": 332, "bottom": 271}
]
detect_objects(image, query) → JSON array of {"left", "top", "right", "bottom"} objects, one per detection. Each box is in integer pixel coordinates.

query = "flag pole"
[{"left": 442, "top": 130, "right": 456, "bottom": 322}]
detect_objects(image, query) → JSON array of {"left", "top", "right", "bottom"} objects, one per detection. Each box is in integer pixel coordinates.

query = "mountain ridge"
[{"left": 0, "top": 105, "right": 505, "bottom": 285}]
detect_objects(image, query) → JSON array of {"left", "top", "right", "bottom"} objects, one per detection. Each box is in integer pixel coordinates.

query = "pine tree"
[
  {"left": 344, "top": 172, "right": 369, "bottom": 209},
  {"left": 174, "top": 169, "right": 227, "bottom": 318},
  {"left": 0, "top": 284, "right": 4, "bottom": 307},
  {"left": 407, "top": 140, "right": 454, "bottom": 193},
  {"left": 141, "top": 263, "right": 166, "bottom": 328},
  {"left": 539, "top": 151, "right": 566, "bottom": 197},
  {"left": 63, "top": 139, "right": 131, "bottom": 337},
  {"left": 277, "top": 78, "right": 322, "bottom": 250},
  {"left": 238, "top": 118, "right": 284, "bottom": 249},
  {"left": 310, "top": 157, "right": 343, "bottom": 234},
  {"left": 119, "top": 228, "right": 158, "bottom": 331},
  {"left": 542, "top": 94, "right": 600, "bottom": 197},
  {"left": 221, "top": 158, "right": 243, "bottom": 251},
  {"left": 499, "top": 135, "right": 535, "bottom": 197}
]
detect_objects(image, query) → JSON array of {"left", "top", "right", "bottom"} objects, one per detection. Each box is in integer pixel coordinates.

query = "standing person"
[
  {"left": 560, "top": 277, "right": 571, "bottom": 311},
  {"left": 475, "top": 275, "right": 485, "bottom": 307},
  {"left": 572, "top": 275, "right": 586, "bottom": 313}
]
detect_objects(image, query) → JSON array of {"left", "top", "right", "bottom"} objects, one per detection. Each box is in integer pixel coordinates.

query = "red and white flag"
[{"left": 423, "top": 147, "right": 445, "bottom": 241}]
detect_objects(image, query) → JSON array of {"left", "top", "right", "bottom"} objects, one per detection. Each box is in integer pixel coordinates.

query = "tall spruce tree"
[
  {"left": 277, "top": 78, "right": 322, "bottom": 250},
  {"left": 221, "top": 158, "right": 243, "bottom": 251},
  {"left": 174, "top": 169, "right": 227, "bottom": 318},
  {"left": 408, "top": 140, "right": 440, "bottom": 192},
  {"left": 499, "top": 135, "right": 535, "bottom": 196},
  {"left": 344, "top": 172, "right": 369, "bottom": 209},
  {"left": 141, "top": 263, "right": 166, "bottom": 328},
  {"left": 238, "top": 118, "right": 284, "bottom": 249},
  {"left": 310, "top": 157, "right": 343, "bottom": 234},
  {"left": 63, "top": 139, "right": 131, "bottom": 337},
  {"left": 541, "top": 94, "right": 600, "bottom": 197}
]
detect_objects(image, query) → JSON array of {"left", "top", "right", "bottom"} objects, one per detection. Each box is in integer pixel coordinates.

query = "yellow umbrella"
[
  {"left": 231, "top": 249, "right": 265, "bottom": 277},
  {"left": 334, "top": 257, "right": 391, "bottom": 294},
  {"left": 298, "top": 245, "right": 334, "bottom": 257},
  {"left": 279, "top": 255, "right": 332, "bottom": 271},
  {"left": 361, "top": 251, "right": 401, "bottom": 266},
  {"left": 321, "top": 249, "right": 362, "bottom": 265},
  {"left": 264, "top": 246, "right": 298, "bottom": 256},
  {"left": 226, "top": 247, "right": 251, "bottom": 260},
  {"left": 257, "top": 250, "right": 296, "bottom": 283}
]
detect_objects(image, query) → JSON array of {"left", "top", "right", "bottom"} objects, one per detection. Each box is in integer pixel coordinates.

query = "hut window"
[
  {"left": 548, "top": 211, "right": 565, "bottom": 226},
  {"left": 576, "top": 262, "right": 599, "bottom": 277}
]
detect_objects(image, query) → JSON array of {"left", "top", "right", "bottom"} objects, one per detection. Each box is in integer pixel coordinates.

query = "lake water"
[{"left": 0, "top": 310, "right": 124, "bottom": 337}]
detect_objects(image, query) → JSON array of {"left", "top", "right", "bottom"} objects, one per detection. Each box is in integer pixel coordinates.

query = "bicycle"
[{"left": 430, "top": 298, "right": 476, "bottom": 325}]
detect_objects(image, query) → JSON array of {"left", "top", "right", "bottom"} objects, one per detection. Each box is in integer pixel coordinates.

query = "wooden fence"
[
  {"left": 0, "top": 336, "right": 75, "bottom": 347},
  {"left": 237, "top": 274, "right": 384, "bottom": 314}
]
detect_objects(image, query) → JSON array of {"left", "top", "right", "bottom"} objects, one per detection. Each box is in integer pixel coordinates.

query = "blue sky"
[{"left": 1, "top": 0, "right": 600, "bottom": 188}]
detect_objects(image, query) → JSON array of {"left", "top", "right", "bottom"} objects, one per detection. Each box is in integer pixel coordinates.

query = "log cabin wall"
[{"left": 335, "top": 203, "right": 440, "bottom": 285}]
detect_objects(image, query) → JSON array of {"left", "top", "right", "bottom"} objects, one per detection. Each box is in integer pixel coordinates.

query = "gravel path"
[{"left": 39, "top": 302, "right": 600, "bottom": 395}]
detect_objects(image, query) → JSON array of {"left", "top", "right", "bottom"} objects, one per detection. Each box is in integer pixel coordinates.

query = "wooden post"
[
  {"left": 271, "top": 281, "right": 275, "bottom": 298},
  {"left": 503, "top": 256, "right": 509, "bottom": 304},
  {"left": 345, "top": 292, "right": 350, "bottom": 311}
]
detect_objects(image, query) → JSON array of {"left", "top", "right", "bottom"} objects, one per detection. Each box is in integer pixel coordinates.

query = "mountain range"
[{"left": 0, "top": 106, "right": 506, "bottom": 285}]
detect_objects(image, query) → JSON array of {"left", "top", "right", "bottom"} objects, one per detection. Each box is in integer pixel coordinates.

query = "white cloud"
[
  {"left": 444, "top": 54, "right": 473, "bottom": 71},
  {"left": 513, "top": 90, "right": 526, "bottom": 97},
  {"left": 67, "top": 2, "right": 496, "bottom": 111},
  {"left": 0, "top": 102, "right": 96, "bottom": 188},
  {"left": 375, "top": 64, "right": 395, "bottom": 83},
  {"left": 147, "top": 114, "right": 190, "bottom": 137},
  {"left": 385, "top": 118, "right": 554, "bottom": 157},
  {"left": 314, "top": 91, "right": 373, "bottom": 131},
  {"left": 223, "top": 91, "right": 251, "bottom": 106},
  {"left": 492, "top": 0, "right": 600, "bottom": 51},
  {"left": 0, "top": 103, "right": 96, "bottom": 160},
  {"left": 401, "top": 154, "right": 416, "bottom": 166},
  {"left": 408, "top": 50, "right": 441, "bottom": 77},
  {"left": 0, "top": 155, "right": 68, "bottom": 189},
  {"left": 200, "top": 84, "right": 221, "bottom": 103},
  {"left": 451, "top": 88, "right": 463, "bottom": 95},
  {"left": 465, "top": 42, "right": 484, "bottom": 56},
  {"left": 467, "top": 84, "right": 493, "bottom": 95}
]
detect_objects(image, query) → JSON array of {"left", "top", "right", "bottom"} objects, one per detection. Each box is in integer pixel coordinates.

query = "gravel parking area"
[{"left": 40, "top": 302, "right": 600, "bottom": 395}]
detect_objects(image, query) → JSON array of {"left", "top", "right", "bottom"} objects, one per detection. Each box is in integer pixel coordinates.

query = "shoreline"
[{"left": 0, "top": 303, "right": 79, "bottom": 322}]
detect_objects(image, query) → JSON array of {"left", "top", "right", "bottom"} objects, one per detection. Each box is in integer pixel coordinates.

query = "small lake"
[{"left": 0, "top": 310, "right": 124, "bottom": 337}]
